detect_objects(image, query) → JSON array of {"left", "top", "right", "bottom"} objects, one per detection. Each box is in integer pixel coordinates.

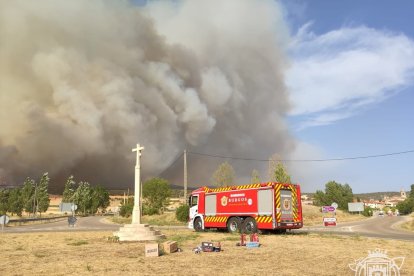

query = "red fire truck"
[{"left": 188, "top": 182, "right": 303, "bottom": 233}]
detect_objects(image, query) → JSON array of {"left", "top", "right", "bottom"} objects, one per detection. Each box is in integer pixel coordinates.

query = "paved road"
[
  {"left": 2, "top": 216, "right": 120, "bottom": 233},
  {"left": 297, "top": 215, "right": 414, "bottom": 241},
  {"left": 3, "top": 215, "right": 413, "bottom": 242},
  {"left": 2, "top": 216, "right": 186, "bottom": 233}
]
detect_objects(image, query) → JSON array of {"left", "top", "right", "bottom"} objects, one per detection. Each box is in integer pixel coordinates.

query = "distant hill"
[
  {"left": 354, "top": 192, "right": 401, "bottom": 201},
  {"left": 302, "top": 192, "right": 403, "bottom": 201},
  {"left": 107, "top": 183, "right": 196, "bottom": 196}
]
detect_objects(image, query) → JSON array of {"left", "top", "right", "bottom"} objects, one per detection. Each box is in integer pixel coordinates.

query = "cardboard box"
[
  {"left": 145, "top": 243, "right": 159, "bottom": 257},
  {"left": 162, "top": 241, "right": 178, "bottom": 254}
]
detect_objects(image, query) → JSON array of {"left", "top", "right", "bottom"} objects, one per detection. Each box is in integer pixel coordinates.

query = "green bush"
[
  {"left": 119, "top": 199, "right": 133, "bottom": 218},
  {"left": 142, "top": 204, "right": 159, "bottom": 215},
  {"left": 362, "top": 206, "right": 373, "bottom": 217},
  {"left": 175, "top": 205, "right": 189, "bottom": 222}
]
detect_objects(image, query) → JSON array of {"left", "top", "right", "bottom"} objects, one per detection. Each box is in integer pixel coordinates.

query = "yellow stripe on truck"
[
  {"left": 255, "top": 216, "right": 272, "bottom": 223},
  {"left": 290, "top": 185, "right": 299, "bottom": 222},
  {"left": 205, "top": 216, "right": 228, "bottom": 223},
  {"left": 275, "top": 184, "right": 281, "bottom": 223}
]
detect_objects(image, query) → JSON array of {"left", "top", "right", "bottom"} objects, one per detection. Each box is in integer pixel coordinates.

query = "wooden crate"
[{"left": 162, "top": 240, "right": 178, "bottom": 254}]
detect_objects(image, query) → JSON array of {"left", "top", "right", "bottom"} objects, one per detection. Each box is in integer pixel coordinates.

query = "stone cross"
[{"left": 132, "top": 144, "right": 144, "bottom": 224}]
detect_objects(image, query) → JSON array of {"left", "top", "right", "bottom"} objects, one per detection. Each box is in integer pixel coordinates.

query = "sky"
[{"left": 279, "top": 0, "right": 414, "bottom": 193}]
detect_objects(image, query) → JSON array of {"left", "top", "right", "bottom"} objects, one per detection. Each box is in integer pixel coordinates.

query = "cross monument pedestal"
[{"left": 114, "top": 144, "right": 164, "bottom": 241}]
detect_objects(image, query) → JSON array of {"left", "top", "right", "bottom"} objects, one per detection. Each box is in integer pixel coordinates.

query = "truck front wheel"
[
  {"left": 194, "top": 217, "right": 203, "bottom": 232},
  {"left": 242, "top": 217, "right": 257, "bottom": 234},
  {"left": 227, "top": 217, "right": 241, "bottom": 233}
]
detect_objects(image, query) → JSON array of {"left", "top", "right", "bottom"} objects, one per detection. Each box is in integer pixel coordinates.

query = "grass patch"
[
  {"left": 33, "top": 251, "right": 48, "bottom": 258},
  {"left": 142, "top": 212, "right": 185, "bottom": 226},
  {"left": 110, "top": 216, "right": 131, "bottom": 224},
  {"left": 167, "top": 233, "right": 200, "bottom": 244},
  {"left": 68, "top": 240, "right": 88, "bottom": 246},
  {"left": 109, "top": 212, "right": 186, "bottom": 226},
  {"left": 106, "top": 235, "right": 120, "bottom": 242},
  {"left": 222, "top": 235, "right": 241, "bottom": 241},
  {"left": 351, "top": 234, "right": 363, "bottom": 241},
  {"left": 400, "top": 215, "right": 414, "bottom": 232},
  {"left": 313, "top": 232, "right": 344, "bottom": 240}
]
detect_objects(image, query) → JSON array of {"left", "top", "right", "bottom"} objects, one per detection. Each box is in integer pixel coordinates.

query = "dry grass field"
[{"left": 1, "top": 229, "right": 413, "bottom": 275}]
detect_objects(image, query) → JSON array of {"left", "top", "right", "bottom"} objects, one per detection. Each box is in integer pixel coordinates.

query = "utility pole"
[
  {"left": 184, "top": 149, "right": 187, "bottom": 203},
  {"left": 268, "top": 158, "right": 272, "bottom": 181},
  {"left": 32, "top": 182, "right": 38, "bottom": 218}
]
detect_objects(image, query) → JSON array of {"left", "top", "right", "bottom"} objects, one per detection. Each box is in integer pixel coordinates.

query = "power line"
[
  {"left": 158, "top": 151, "right": 184, "bottom": 177},
  {"left": 188, "top": 149, "right": 414, "bottom": 162}
]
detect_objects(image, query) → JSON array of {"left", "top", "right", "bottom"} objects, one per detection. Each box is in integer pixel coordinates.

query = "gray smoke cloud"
[{"left": 0, "top": 0, "right": 294, "bottom": 191}]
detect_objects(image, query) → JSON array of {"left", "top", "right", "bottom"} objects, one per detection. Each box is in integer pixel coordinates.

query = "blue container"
[{"left": 246, "top": 242, "right": 260, "bottom": 248}]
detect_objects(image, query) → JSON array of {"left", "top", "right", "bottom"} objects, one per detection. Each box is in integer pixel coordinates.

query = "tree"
[
  {"left": 8, "top": 188, "right": 23, "bottom": 216},
  {"left": 62, "top": 175, "right": 110, "bottom": 215},
  {"left": 37, "top": 173, "right": 50, "bottom": 215},
  {"left": 62, "top": 175, "right": 77, "bottom": 202},
  {"left": 396, "top": 184, "right": 414, "bottom": 215},
  {"left": 21, "top": 178, "right": 35, "bottom": 214},
  {"left": 396, "top": 200, "right": 413, "bottom": 215},
  {"left": 72, "top": 181, "right": 92, "bottom": 215},
  {"left": 211, "top": 162, "right": 235, "bottom": 187},
  {"left": 0, "top": 189, "right": 9, "bottom": 215},
  {"left": 270, "top": 161, "right": 291, "bottom": 183},
  {"left": 91, "top": 185, "right": 110, "bottom": 214},
  {"left": 251, "top": 169, "right": 260, "bottom": 184},
  {"left": 409, "top": 184, "right": 414, "bottom": 200},
  {"left": 313, "top": 181, "right": 354, "bottom": 210},
  {"left": 142, "top": 178, "right": 171, "bottom": 215}
]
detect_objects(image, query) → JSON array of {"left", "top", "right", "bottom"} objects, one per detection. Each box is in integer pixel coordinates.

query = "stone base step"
[
  {"left": 114, "top": 223, "right": 165, "bottom": 242},
  {"left": 114, "top": 233, "right": 165, "bottom": 241},
  {"left": 116, "top": 229, "right": 163, "bottom": 236}
]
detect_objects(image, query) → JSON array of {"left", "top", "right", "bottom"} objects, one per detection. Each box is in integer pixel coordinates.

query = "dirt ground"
[{"left": 1, "top": 229, "right": 413, "bottom": 275}]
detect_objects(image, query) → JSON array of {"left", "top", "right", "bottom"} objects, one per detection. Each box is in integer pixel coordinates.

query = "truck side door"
[{"left": 189, "top": 195, "right": 199, "bottom": 220}]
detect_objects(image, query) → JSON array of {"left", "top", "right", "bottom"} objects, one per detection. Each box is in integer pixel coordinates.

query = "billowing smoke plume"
[{"left": 0, "top": 0, "right": 294, "bottom": 191}]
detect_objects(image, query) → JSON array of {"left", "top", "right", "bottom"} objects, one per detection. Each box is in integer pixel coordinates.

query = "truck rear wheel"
[
  {"left": 242, "top": 217, "right": 257, "bottom": 234},
  {"left": 194, "top": 217, "right": 203, "bottom": 232},
  {"left": 227, "top": 217, "right": 241, "bottom": 233}
]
